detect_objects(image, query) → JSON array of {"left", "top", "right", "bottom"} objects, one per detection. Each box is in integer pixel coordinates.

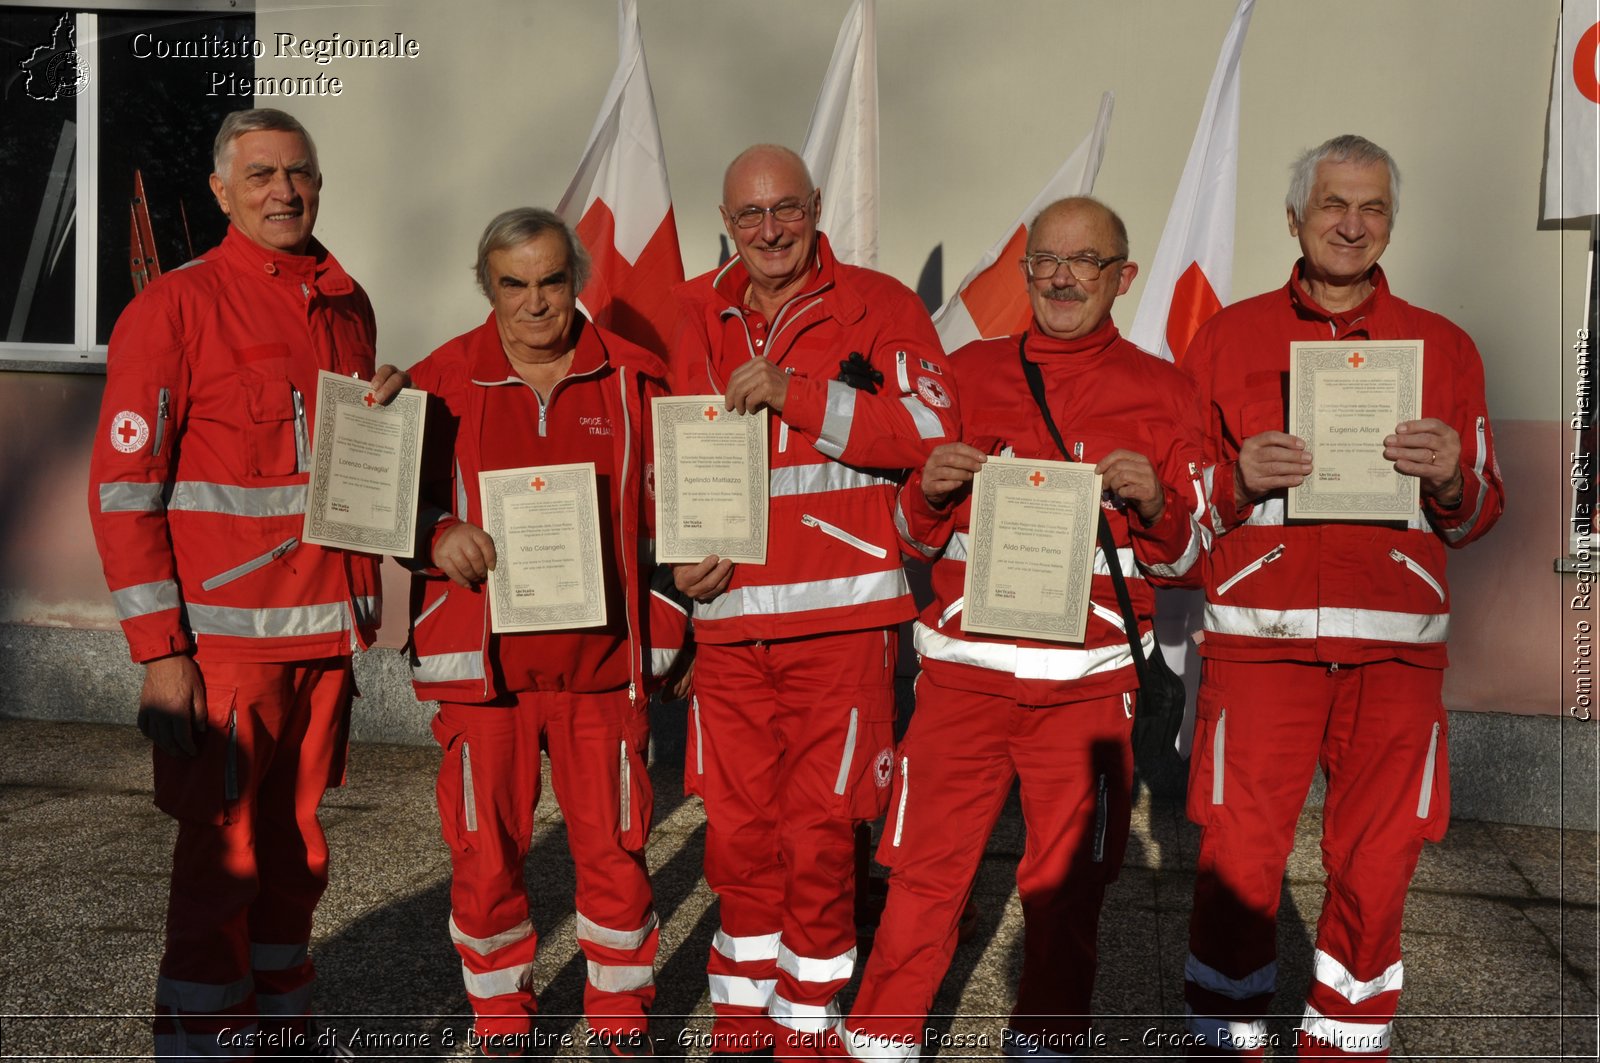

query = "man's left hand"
[
  {"left": 1096, "top": 449, "right": 1166, "bottom": 524},
  {"left": 725, "top": 358, "right": 789, "bottom": 415},
  {"left": 368, "top": 364, "right": 411, "bottom": 406},
  {"left": 1385, "top": 418, "right": 1463, "bottom": 505}
]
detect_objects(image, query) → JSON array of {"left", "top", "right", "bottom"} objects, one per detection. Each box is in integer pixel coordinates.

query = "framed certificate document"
[
  {"left": 302, "top": 369, "right": 427, "bottom": 557},
  {"left": 479, "top": 463, "right": 607, "bottom": 634},
  {"left": 652, "top": 396, "right": 769, "bottom": 564},
  {"left": 1288, "top": 340, "right": 1423, "bottom": 521},
  {"left": 962, "top": 456, "right": 1101, "bottom": 644}
]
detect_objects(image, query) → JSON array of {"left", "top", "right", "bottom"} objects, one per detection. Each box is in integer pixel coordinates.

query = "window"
[{"left": 0, "top": 2, "right": 254, "bottom": 369}]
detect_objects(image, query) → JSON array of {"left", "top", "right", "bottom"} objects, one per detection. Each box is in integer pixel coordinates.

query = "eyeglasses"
[
  {"left": 728, "top": 195, "right": 814, "bottom": 229},
  {"left": 1021, "top": 252, "right": 1126, "bottom": 282}
]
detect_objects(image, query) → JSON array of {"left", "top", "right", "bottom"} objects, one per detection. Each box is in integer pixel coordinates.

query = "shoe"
[{"left": 590, "top": 1029, "right": 656, "bottom": 1059}]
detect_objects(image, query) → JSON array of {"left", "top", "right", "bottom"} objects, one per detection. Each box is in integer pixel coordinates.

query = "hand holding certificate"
[
  {"left": 653, "top": 396, "right": 769, "bottom": 564},
  {"left": 1287, "top": 340, "right": 1423, "bottom": 521},
  {"left": 302, "top": 369, "right": 427, "bottom": 557},
  {"left": 962, "top": 456, "right": 1101, "bottom": 644},
  {"left": 479, "top": 463, "right": 607, "bottom": 633}
]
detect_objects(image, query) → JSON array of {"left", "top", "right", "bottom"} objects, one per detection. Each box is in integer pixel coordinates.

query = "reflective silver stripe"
[
  {"left": 1212, "top": 709, "right": 1226, "bottom": 805},
  {"left": 1299, "top": 1005, "right": 1391, "bottom": 1054},
  {"left": 1243, "top": 496, "right": 1286, "bottom": 527},
  {"left": 155, "top": 973, "right": 253, "bottom": 1012},
  {"left": 1204, "top": 603, "right": 1317, "bottom": 639},
  {"left": 815, "top": 381, "right": 858, "bottom": 459},
  {"left": 692, "top": 697, "right": 704, "bottom": 775},
  {"left": 1144, "top": 519, "right": 1202, "bottom": 580},
  {"left": 1185, "top": 953, "right": 1274, "bottom": 1000},
  {"left": 455, "top": 459, "right": 468, "bottom": 523},
  {"left": 845, "top": 1028, "right": 918, "bottom": 1062},
  {"left": 770, "top": 992, "right": 842, "bottom": 1032},
  {"left": 650, "top": 647, "right": 679, "bottom": 676},
  {"left": 255, "top": 983, "right": 312, "bottom": 1017},
  {"left": 113, "top": 579, "right": 180, "bottom": 620},
  {"left": 351, "top": 594, "right": 380, "bottom": 629},
  {"left": 202, "top": 537, "right": 298, "bottom": 591},
  {"left": 1202, "top": 464, "right": 1225, "bottom": 532},
  {"left": 250, "top": 941, "right": 308, "bottom": 971},
  {"left": 713, "top": 928, "right": 781, "bottom": 963},
  {"left": 777, "top": 943, "right": 856, "bottom": 984},
  {"left": 461, "top": 742, "right": 478, "bottom": 832},
  {"left": 913, "top": 621, "right": 1150, "bottom": 682},
  {"left": 461, "top": 961, "right": 532, "bottom": 999},
  {"left": 1443, "top": 414, "right": 1490, "bottom": 543},
  {"left": 587, "top": 961, "right": 654, "bottom": 992},
  {"left": 156, "top": 1027, "right": 250, "bottom": 1059},
  {"left": 698, "top": 568, "right": 907, "bottom": 621},
  {"left": 619, "top": 740, "right": 632, "bottom": 833},
  {"left": 413, "top": 651, "right": 486, "bottom": 684},
  {"left": 894, "top": 349, "right": 910, "bottom": 394},
  {"left": 1417, "top": 723, "right": 1440, "bottom": 818},
  {"left": 894, "top": 498, "right": 940, "bottom": 559},
  {"left": 576, "top": 910, "right": 658, "bottom": 951},
  {"left": 1184, "top": 1009, "right": 1273, "bottom": 1052},
  {"left": 892, "top": 756, "right": 909, "bottom": 847},
  {"left": 899, "top": 395, "right": 944, "bottom": 440},
  {"left": 188, "top": 601, "right": 353, "bottom": 640},
  {"left": 1090, "top": 544, "right": 1138, "bottom": 578},
  {"left": 936, "top": 597, "right": 964, "bottom": 627},
  {"left": 169, "top": 481, "right": 307, "bottom": 517},
  {"left": 98, "top": 481, "right": 165, "bottom": 512},
  {"left": 709, "top": 973, "right": 777, "bottom": 1008},
  {"left": 1320, "top": 606, "right": 1448, "bottom": 643},
  {"left": 772, "top": 463, "right": 895, "bottom": 497},
  {"left": 450, "top": 915, "right": 532, "bottom": 956},
  {"left": 832, "top": 708, "right": 858, "bottom": 797},
  {"left": 1313, "top": 949, "right": 1402, "bottom": 1005}
]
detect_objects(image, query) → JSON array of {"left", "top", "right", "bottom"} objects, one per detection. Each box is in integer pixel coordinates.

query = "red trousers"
[
  {"left": 151, "top": 658, "right": 352, "bottom": 1060},
  {"left": 844, "top": 675, "right": 1133, "bottom": 1060},
  {"left": 432, "top": 690, "right": 657, "bottom": 1047},
  {"left": 689, "top": 630, "right": 898, "bottom": 1056},
  {"left": 1184, "top": 659, "right": 1449, "bottom": 1059}
]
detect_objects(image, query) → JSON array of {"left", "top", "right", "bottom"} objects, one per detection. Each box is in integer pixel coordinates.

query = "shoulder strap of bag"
[{"left": 1016, "top": 335, "right": 1151, "bottom": 684}]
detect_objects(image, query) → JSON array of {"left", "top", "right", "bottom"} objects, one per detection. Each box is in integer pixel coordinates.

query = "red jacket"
[
  {"left": 405, "top": 315, "right": 677, "bottom": 704},
  {"left": 1184, "top": 263, "right": 1504, "bottom": 667},
  {"left": 898, "top": 322, "right": 1208, "bottom": 707},
  {"left": 88, "top": 227, "right": 381, "bottom": 664},
  {"left": 671, "top": 234, "right": 958, "bottom": 643}
]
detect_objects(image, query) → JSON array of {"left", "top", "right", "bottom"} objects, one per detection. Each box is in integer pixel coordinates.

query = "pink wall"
[{"left": 0, "top": 373, "right": 1567, "bottom": 712}]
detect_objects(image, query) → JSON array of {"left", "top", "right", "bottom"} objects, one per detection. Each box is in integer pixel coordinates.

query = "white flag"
[
  {"left": 932, "top": 91, "right": 1115, "bottom": 352},
  {"left": 801, "top": 0, "right": 879, "bottom": 267},
  {"left": 557, "top": 0, "right": 684, "bottom": 357},
  {"left": 1128, "top": 0, "right": 1254, "bottom": 364},
  {"left": 1543, "top": 0, "right": 1600, "bottom": 221}
]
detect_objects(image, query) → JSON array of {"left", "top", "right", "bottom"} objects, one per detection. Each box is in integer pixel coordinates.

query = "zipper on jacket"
[
  {"left": 1090, "top": 600, "right": 1127, "bottom": 632},
  {"left": 202, "top": 537, "right": 299, "bottom": 591},
  {"left": 1215, "top": 544, "right": 1285, "bottom": 595},
  {"left": 833, "top": 707, "right": 859, "bottom": 796},
  {"left": 461, "top": 741, "right": 479, "bottom": 832},
  {"left": 891, "top": 755, "right": 909, "bottom": 847},
  {"left": 1211, "top": 708, "right": 1226, "bottom": 805},
  {"left": 1390, "top": 548, "right": 1445, "bottom": 602},
  {"left": 291, "top": 386, "right": 310, "bottom": 472},
  {"left": 1091, "top": 774, "right": 1108, "bottom": 862},
  {"left": 802, "top": 514, "right": 888, "bottom": 558},
  {"left": 692, "top": 697, "right": 704, "bottom": 776},
  {"left": 619, "top": 740, "right": 632, "bottom": 832},
  {"left": 1416, "top": 722, "right": 1440, "bottom": 818},
  {"left": 415, "top": 589, "right": 449, "bottom": 628},
  {"left": 937, "top": 596, "right": 964, "bottom": 628},
  {"left": 152, "top": 388, "right": 171, "bottom": 457},
  {"left": 1474, "top": 415, "right": 1487, "bottom": 478},
  {"left": 615, "top": 367, "right": 644, "bottom": 706},
  {"left": 779, "top": 420, "right": 790, "bottom": 454}
]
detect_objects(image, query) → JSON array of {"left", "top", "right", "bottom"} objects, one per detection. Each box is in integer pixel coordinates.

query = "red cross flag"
[
  {"left": 557, "top": 0, "right": 684, "bottom": 358},
  {"left": 1127, "top": 0, "right": 1254, "bottom": 366},
  {"left": 801, "top": 0, "right": 879, "bottom": 268},
  {"left": 1543, "top": 0, "right": 1600, "bottom": 220},
  {"left": 933, "top": 91, "right": 1115, "bottom": 351}
]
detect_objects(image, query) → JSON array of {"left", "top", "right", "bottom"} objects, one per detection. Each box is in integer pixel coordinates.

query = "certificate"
[
  {"left": 652, "top": 396, "right": 769, "bottom": 564},
  {"left": 479, "top": 463, "right": 607, "bottom": 633},
  {"left": 962, "top": 456, "right": 1101, "bottom": 644},
  {"left": 1287, "top": 340, "right": 1423, "bottom": 521},
  {"left": 302, "top": 369, "right": 427, "bottom": 557}
]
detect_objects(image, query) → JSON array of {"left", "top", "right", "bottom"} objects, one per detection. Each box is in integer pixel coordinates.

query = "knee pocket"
[
  {"left": 153, "top": 684, "right": 240, "bottom": 825},
  {"left": 830, "top": 701, "right": 897, "bottom": 821},
  {"left": 431, "top": 712, "right": 481, "bottom": 852},
  {"left": 1185, "top": 683, "right": 1226, "bottom": 828}
]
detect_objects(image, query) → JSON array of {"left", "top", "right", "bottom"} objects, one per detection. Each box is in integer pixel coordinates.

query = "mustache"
[{"left": 1042, "top": 287, "right": 1088, "bottom": 303}]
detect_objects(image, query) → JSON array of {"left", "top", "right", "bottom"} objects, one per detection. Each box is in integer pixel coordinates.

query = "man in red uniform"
[
  {"left": 841, "top": 197, "right": 1208, "bottom": 1060},
  {"left": 88, "top": 108, "right": 406, "bottom": 1059},
  {"left": 406, "top": 208, "right": 676, "bottom": 1059},
  {"left": 671, "top": 144, "right": 958, "bottom": 1058},
  {"left": 1181, "top": 135, "right": 1504, "bottom": 1058}
]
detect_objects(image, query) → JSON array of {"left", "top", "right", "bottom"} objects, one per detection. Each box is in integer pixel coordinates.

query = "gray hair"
[
  {"left": 473, "top": 207, "right": 592, "bottom": 299},
  {"left": 1286, "top": 134, "right": 1401, "bottom": 228},
  {"left": 213, "top": 108, "right": 319, "bottom": 178}
]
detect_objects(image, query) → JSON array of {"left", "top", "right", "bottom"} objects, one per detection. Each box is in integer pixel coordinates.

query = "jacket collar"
[
  {"left": 705, "top": 232, "right": 866, "bottom": 326},
  {"left": 1286, "top": 258, "right": 1388, "bottom": 329},
  {"left": 218, "top": 225, "right": 355, "bottom": 296}
]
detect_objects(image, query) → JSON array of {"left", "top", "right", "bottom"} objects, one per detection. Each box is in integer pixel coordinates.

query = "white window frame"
[{"left": 0, "top": 0, "right": 253, "bottom": 372}]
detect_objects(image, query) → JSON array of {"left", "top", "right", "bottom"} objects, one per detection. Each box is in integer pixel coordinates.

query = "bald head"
[
  {"left": 719, "top": 143, "right": 822, "bottom": 303},
  {"left": 722, "top": 144, "right": 814, "bottom": 206},
  {"left": 1027, "top": 196, "right": 1129, "bottom": 260}
]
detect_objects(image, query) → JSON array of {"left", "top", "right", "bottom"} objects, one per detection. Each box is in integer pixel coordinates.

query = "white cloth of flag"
[
  {"left": 1543, "top": 0, "right": 1600, "bottom": 221},
  {"left": 801, "top": 0, "right": 880, "bottom": 268}
]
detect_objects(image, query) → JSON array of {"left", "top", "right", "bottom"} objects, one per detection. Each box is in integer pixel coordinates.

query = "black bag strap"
[{"left": 1016, "top": 335, "right": 1152, "bottom": 685}]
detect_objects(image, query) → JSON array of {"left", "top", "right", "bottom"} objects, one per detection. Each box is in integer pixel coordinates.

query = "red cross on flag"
[
  {"left": 801, "top": 0, "right": 879, "bottom": 268},
  {"left": 557, "top": 0, "right": 684, "bottom": 358},
  {"left": 1127, "top": 0, "right": 1254, "bottom": 366},
  {"left": 933, "top": 92, "right": 1115, "bottom": 352},
  {"left": 1543, "top": 0, "right": 1600, "bottom": 220}
]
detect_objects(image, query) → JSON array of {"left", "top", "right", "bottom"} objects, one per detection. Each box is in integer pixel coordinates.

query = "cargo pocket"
[
  {"left": 152, "top": 683, "right": 239, "bottom": 825},
  {"left": 830, "top": 699, "right": 897, "bottom": 821},
  {"left": 243, "top": 369, "right": 299, "bottom": 477},
  {"left": 430, "top": 712, "right": 479, "bottom": 853},
  {"left": 1185, "top": 678, "right": 1226, "bottom": 828},
  {"left": 1416, "top": 709, "right": 1450, "bottom": 843}
]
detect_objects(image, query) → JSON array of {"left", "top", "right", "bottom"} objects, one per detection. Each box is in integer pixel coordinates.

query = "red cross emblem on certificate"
[
  {"left": 1346, "top": 351, "right": 1365, "bottom": 368},
  {"left": 703, "top": 405, "right": 719, "bottom": 421},
  {"left": 1028, "top": 469, "right": 1046, "bottom": 486},
  {"left": 530, "top": 477, "right": 546, "bottom": 491},
  {"left": 363, "top": 392, "right": 377, "bottom": 407}
]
